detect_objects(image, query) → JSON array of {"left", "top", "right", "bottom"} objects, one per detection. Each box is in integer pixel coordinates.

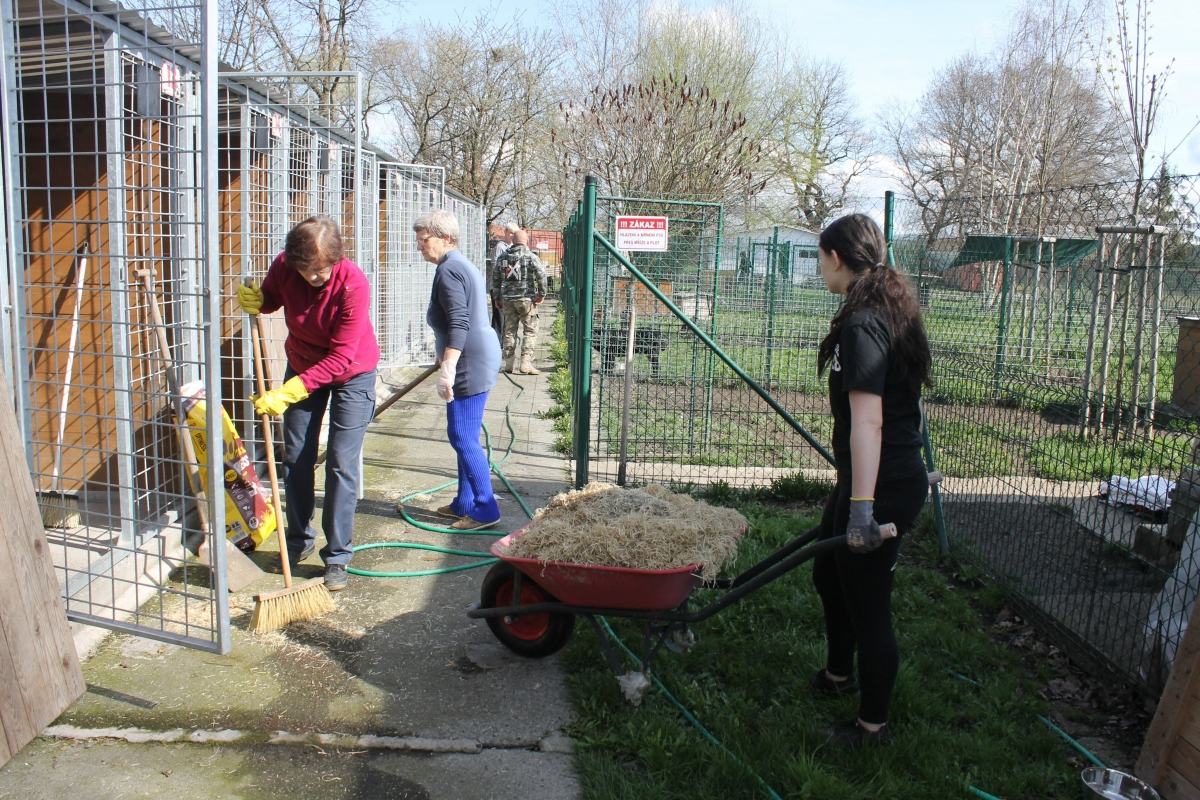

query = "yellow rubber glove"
[
  {"left": 237, "top": 282, "right": 264, "bottom": 315},
  {"left": 252, "top": 376, "right": 309, "bottom": 417}
]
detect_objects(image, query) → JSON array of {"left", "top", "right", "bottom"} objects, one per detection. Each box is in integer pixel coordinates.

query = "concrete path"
[{"left": 0, "top": 326, "right": 577, "bottom": 799}]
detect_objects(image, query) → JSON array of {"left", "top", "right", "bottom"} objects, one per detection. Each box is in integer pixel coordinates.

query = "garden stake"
[
  {"left": 248, "top": 307, "right": 334, "bottom": 632},
  {"left": 41, "top": 244, "right": 89, "bottom": 528}
]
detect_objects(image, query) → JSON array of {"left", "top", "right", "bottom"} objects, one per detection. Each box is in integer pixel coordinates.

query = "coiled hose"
[{"left": 346, "top": 370, "right": 535, "bottom": 578}]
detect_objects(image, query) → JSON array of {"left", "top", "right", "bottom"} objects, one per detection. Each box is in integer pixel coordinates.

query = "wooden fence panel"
[{"left": 0, "top": 367, "right": 85, "bottom": 766}]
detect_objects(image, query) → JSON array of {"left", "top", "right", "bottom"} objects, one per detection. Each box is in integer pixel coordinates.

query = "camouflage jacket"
[{"left": 491, "top": 243, "right": 547, "bottom": 302}]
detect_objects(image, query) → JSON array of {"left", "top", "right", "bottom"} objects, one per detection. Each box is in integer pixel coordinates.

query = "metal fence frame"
[
  {"left": 2, "top": 0, "right": 229, "bottom": 651},
  {"left": 562, "top": 174, "right": 1200, "bottom": 696},
  {"left": 0, "top": 11, "right": 488, "bottom": 651}
]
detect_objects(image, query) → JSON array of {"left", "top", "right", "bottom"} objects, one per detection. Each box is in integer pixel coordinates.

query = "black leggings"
[{"left": 812, "top": 465, "right": 929, "bottom": 724}]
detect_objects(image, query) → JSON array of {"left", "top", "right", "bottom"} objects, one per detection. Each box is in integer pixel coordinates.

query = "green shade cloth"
[{"left": 949, "top": 235, "right": 1098, "bottom": 269}]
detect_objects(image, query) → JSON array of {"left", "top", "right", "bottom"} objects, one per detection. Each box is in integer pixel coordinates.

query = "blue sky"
[{"left": 386, "top": 0, "right": 1200, "bottom": 179}]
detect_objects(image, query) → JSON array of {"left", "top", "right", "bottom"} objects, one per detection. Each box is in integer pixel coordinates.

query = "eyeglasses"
[{"left": 417, "top": 234, "right": 444, "bottom": 245}]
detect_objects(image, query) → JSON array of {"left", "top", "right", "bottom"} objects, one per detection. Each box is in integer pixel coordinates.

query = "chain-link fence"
[
  {"left": 887, "top": 175, "right": 1200, "bottom": 694},
  {"left": 563, "top": 174, "right": 1200, "bottom": 694}
]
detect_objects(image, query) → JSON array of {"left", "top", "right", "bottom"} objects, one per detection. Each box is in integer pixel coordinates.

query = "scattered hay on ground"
[{"left": 504, "top": 483, "right": 746, "bottom": 578}]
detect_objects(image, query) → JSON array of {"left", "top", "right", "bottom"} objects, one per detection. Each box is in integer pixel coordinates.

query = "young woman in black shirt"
[{"left": 810, "top": 214, "right": 932, "bottom": 749}]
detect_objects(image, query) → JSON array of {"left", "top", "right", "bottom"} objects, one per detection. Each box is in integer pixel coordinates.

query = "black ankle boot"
[
  {"left": 815, "top": 718, "right": 893, "bottom": 750},
  {"left": 809, "top": 668, "right": 861, "bottom": 696}
]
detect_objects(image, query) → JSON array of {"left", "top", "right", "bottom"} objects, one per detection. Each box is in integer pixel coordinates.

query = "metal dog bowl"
[{"left": 1081, "top": 768, "right": 1160, "bottom": 800}]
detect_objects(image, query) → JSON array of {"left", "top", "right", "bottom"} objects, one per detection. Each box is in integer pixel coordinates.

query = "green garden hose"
[{"left": 347, "top": 370, "right": 535, "bottom": 578}]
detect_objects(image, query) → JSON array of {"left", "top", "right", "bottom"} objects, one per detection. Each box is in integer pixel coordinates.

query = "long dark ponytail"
[{"left": 816, "top": 214, "right": 932, "bottom": 389}]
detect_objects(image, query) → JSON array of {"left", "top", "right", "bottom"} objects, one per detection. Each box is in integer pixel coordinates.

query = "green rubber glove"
[
  {"left": 237, "top": 282, "right": 264, "bottom": 315},
  {"left": 253, "top": 376, "right": 309, "bottom": 417}
]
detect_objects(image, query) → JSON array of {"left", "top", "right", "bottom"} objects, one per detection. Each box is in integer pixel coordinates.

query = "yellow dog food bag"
[{"left": 180, "top": 381, "right": 277, "bottom": 551}]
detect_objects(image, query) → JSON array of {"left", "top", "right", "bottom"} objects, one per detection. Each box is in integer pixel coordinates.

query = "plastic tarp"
[{"left": 948, "top": 236, "right": 1098, "bottom": 270}]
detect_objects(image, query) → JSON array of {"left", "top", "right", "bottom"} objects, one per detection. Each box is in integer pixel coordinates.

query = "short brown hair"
[{"left": 286, "top": 215, "right": 345, "bottom": 272}]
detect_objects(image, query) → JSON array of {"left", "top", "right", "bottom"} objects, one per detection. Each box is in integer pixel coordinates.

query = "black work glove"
[{"left": 846, "top": 498, "right": 883, "bottom": 553}]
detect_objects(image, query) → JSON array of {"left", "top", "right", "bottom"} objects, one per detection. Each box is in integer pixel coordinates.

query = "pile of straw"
[{"left": 505, "top": 483, "right": 746, "bottom": 578}]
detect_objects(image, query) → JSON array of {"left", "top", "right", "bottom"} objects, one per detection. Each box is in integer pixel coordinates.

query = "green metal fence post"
[
  {"left": 764, "top": 226, "right": 779, "bottom": 388},
  {"left": 703, "top": 206, "right": 723, "bottom": 445},
  {"left": 573, "top": 176, "right": 598, "bottom": 489},
  {"left": 886, "top": 192, "right": 949, "bottom": 554},
  {"left": 993, "top": 236, "right": 1013, "bottom": 393},
  {"left": 884, "top": 190, "right": 896, "bottom": 266}
]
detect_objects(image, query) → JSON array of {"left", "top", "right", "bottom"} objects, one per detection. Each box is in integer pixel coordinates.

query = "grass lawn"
[{"left": 562, "top": 494, "right": 1086, "bottom": 800}]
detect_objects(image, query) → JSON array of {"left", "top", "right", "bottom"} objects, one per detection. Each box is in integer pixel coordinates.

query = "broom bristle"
[
  {"left": 249, "top": 579, "right": 336, "bottom": 633},
  {"left": 39, "top": 493, "right": 82, "bottom": 529}
]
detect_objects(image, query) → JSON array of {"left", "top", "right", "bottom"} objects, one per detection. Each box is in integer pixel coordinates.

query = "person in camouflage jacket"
[{"left": 490, "top": 229, "right": 547, "bottom": 374}]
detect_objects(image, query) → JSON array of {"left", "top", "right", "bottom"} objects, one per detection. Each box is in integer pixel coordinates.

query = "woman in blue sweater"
[{"left": 416, "top": 209, "right": 503, "bottom": 531}]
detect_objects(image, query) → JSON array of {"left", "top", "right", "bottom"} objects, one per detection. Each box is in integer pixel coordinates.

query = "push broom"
[{"left": 247, "top": 304, "right": 335, "bottom": 632}]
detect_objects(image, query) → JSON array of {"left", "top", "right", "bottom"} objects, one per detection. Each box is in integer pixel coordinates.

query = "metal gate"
[{"left": 2, "top": 0, "right": 228, "bottom": 650}]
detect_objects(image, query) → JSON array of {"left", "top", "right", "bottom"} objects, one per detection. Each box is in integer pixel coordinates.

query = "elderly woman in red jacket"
[{"left": 237, "top": 215, "right": 380, "bottom": 591}]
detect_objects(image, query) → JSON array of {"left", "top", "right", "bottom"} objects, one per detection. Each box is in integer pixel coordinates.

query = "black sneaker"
[
  {"left": 324, "top": 564, "right": 348, "bottom": 591},
  {"left": 810, "top": 669, "right": 860, "bottom": 696},
  {"left": 267, "top": 542, "right": 315, "bottom": 573},
  {"left": 816, "top": 718, "right": 893, "bottom": 750}
]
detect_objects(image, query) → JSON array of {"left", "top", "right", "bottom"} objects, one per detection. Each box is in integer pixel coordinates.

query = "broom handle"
[
  {"left": 51, "top": 245, "right": 89, "bottom": 493},
  {"left": 250, "top": 309, "right": 292, "bottom": 590},
  {"left": 134, "top": 268, "right": 211, "bottom": 536}
]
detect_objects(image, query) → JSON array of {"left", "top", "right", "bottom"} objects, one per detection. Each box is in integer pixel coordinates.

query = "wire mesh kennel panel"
[
  {"left": 215, "top": 72, "right": 367, "bottom": 470},
  {"left": 445, "top": 187, "right": 485, "bottom": 272},
  {"left": 2, "top": 0, "right": 228, "bottom": 650},
  {"left": 377, "top": 162, "right": 443, "bottom": 367}
]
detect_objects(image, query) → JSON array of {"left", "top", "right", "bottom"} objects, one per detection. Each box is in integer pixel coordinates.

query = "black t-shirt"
[{"left": 828, "top": 308, "right": 925, "bottom": 476}]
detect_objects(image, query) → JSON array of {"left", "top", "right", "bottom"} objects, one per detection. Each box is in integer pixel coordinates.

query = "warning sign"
[{"left": 615, "top": 216, "right": 669, "bottom": 251}]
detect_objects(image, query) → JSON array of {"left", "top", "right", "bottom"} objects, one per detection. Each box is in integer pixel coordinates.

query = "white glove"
[{"left": 437, "top": 363, "right": 455, "bottom": 402}]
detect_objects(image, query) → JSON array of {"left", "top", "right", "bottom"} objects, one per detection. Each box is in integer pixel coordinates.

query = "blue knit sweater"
[{"left": 426, "top": 249, "right": 501, "bottom": 397}]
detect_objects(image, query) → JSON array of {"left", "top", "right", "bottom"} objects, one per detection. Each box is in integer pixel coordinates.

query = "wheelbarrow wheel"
[{"left": 481, "top": 561, "right": 575, "bottom": 658}]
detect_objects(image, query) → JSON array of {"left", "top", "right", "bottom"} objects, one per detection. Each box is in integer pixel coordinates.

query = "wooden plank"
[
  {"left": 0, "top": 637, "right": 28, "bottom": 762},
  {"left": 1170, "top": 735, "right": 1200, "bottom": 792},
  {"left": 1161, "top": 764, "right": 1200, "bottom": 800},
  {"left": 1179, "top": 689, "right": 1200, "bottom": 751},
  {"left": 0, "top": 364, "right": 84, "bottom": 767},
  {"left": 1139, "top": 594, "right": 1200, "bottom": 785},
  {"left": 0, "top": 365, "right": 81, "bottom": 709}
]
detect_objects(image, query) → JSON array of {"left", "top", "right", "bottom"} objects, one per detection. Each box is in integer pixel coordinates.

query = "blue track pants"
[{"left": 446, "top": 390, "right": 501, "bottom": 523}]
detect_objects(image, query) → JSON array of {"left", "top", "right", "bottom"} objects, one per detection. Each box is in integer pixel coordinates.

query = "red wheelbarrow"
[{"left": 468, "top": 519, "right": 841, "bottom": 703}]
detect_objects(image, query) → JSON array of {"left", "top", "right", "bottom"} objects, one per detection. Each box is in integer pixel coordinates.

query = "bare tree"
[
  {"left": 209, "top": 0, "right": 394, "bottom": 133},
  {"left": 757, "top": 58, "right": 873, "bottom": 229},
  {"left": 549, "top": 1, "right": 869, "bottom": 222},
  {"left": 379, "top": 15, "right": 559, "bottom": 225},
  {"left": 1095, "top": 0, "right": 1173, "bottom": 220},
  {"left": 549, "top": 0, "right": 771, "bottom": 205},
  {"left": 553, "top": 74, "right": 765, "bottom": 201},
  {"left": 885, "top": 0, "right": 1126, "bottom": 237}
]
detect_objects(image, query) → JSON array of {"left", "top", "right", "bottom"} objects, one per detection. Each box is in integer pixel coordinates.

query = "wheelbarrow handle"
[{"left": 715, "top": 522, "right": 822, "bottom": 590}]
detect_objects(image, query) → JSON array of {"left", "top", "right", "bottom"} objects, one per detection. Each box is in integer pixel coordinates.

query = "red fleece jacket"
[{"left": 259, "top": 254, "right": 380, "bottom": 391}]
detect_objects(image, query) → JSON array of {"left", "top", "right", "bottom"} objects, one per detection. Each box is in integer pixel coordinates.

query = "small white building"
[{"left": 726, "top": 224, "right": 821, "bottom": 283}]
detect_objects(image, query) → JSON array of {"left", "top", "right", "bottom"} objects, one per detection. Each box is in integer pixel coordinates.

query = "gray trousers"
[{"left": 281, "top": 368, "right": 376, "bottom": 565}]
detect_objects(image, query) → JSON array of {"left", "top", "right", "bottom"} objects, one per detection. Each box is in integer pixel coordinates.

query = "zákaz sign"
[{"left": 615, "top": 216, "right": 669, "bottom": 251}]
